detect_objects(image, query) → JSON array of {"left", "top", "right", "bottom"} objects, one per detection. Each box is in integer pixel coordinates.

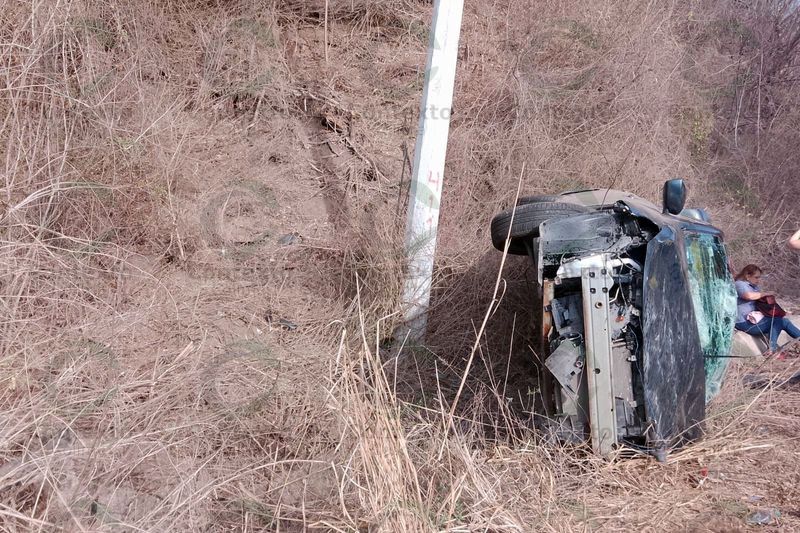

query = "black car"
[{"left": 490, "top": 180, "right": 737, "bottom": 459}]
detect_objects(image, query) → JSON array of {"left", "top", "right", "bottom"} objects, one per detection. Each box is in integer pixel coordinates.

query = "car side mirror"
[{"left": 663, "top": 179, "right": 687, "bottom": 215}]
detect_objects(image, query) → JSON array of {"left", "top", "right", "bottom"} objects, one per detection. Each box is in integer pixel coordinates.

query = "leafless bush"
[
  {"left": 683, "top": 1, "right": 800, "bottom": 286},
  {"left": 3, "top": 0, "right": 800, "bottom": 530},
  {"left": 277, "top": 0, "right": 423, "bottom": 28}
]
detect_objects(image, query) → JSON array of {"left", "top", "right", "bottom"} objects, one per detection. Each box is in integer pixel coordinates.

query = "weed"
[
  {"left": 566, "top": 20, "right": 602, "bottom": 50},
  {"left": 75, "top": 18, "right": 118, "bottom": 50},
  {"left": 710, "top": 17, "right": 759, "bottom": 51},
  {"left": 680, "top": 108, "right": 714, "bottom": 161},
  {"left": 2, "top": 0, "right": 800, "bottom": 531},
  {"left": 229, "top": 18, "right": 277, "bottom": 47},
  {"left": 563, "top": 66, "right": 599, "bottom": 91},
  {"left": 712, "top": 169, "right": 761, "bottom": 213}
]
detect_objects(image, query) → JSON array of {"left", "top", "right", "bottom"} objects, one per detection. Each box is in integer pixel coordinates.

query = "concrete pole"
[{"left": 400, "top": 0, "right": 464, "bottom": 340}]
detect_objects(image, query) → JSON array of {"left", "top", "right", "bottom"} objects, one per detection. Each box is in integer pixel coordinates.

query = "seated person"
[{"left": 734, "top": 264, "right": 800, "bottom": 353}]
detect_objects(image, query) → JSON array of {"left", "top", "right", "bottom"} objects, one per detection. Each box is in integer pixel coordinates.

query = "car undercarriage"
[{"left": 490, "top": 182, "right": 737, "bottom": 459}]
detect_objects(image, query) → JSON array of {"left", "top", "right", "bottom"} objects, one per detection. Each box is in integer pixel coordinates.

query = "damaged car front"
[{"left": 490, "top": 180, "right": 737, "bottom": 459}]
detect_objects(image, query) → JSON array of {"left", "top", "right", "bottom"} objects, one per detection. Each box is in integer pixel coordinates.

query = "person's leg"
[
  {"left": 779, "top": 317, "right": 800, "bottom": 339},
  {"left": 736, "top": 320, "right": 773, "bottom": 348},
  {"left": 768, "top": 318, "right": 783, "bottom": 351},
  {"left": 736, "top": 321, "right": 766, "bottom": 334}
]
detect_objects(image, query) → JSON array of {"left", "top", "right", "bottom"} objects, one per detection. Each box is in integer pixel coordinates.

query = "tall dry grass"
[
  {"left": 0, "top": 1, "right": 296, "bottom": 529},
  {"left": 2, "top": 0, "right": 800, "bottom": 531},
  {"left": 701, "top": 0, "right": 800, "bottom": 291}
]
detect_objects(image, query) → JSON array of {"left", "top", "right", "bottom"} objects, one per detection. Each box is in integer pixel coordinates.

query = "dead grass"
[{"left": 2, "top": 0, "right": 800, "bottom": 531}]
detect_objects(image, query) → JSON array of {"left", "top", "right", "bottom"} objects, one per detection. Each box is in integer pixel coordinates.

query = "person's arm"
[
  {"left": 789, "top": 229, "right": 800, "bottom": 250},
  {"left": 735, "top": 281, "right": 773, "bottom": 300},
  {"left": 740, "top": 288, "right": 772, "bottom": 300}
]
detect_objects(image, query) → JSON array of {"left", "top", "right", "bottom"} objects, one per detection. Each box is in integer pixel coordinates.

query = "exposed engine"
[
  {"left": 533, "top": 203, "right": 663, "bottom": 454},
  {"left": 544, "top": 255, "right": 648, "bottom": 447}
]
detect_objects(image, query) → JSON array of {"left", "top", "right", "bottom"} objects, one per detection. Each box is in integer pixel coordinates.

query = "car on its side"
[{"left": 490, "top": 180, "right": 737, "bottom": 459}]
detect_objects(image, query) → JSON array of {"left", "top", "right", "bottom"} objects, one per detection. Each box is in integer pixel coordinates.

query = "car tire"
[
  {"left": 516, "top": 194, "right": 562, "bottom": 205},
  {"left": 490, "top": 201, "right": 592, "bottom": 255}
]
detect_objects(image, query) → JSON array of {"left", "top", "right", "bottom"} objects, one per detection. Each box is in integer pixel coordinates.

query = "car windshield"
[{"left": 684, "top": 232, "right": 737, "bottom": 400}]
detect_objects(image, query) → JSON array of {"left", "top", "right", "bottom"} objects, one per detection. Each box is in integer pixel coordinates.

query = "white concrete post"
[{"left": 401, "top": 0, "right": 465, "bottom": 340}]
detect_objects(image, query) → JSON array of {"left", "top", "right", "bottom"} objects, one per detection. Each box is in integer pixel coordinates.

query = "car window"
[{"left": 684, "top": 233, "right": 737, "bottom": 401}]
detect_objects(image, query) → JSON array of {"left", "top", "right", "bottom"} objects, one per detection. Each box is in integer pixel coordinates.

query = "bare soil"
[{"left": 3, "top": 1, "right": 800, "bottom": 531}]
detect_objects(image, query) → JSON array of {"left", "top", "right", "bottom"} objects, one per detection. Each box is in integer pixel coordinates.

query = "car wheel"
[
  {"left": 490, "top": 201, "right": 592, "bottom": 255},
  {"left": 516, "top": 194, "right": 562, "bottom": 205}
]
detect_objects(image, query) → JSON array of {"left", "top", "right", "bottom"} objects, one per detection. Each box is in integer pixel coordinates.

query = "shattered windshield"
[{"left": 684, "top": 233, "right": 737, "bottom": 401}]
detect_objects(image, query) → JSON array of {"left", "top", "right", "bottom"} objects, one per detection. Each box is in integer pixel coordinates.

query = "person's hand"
[{"left": 789, "top": 228, "right": 800, "bottom": 251}]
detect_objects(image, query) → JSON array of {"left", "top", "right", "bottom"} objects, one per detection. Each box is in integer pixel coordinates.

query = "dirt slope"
[{"left": 2, "top": 0, "right": 800, "bottom": 531}]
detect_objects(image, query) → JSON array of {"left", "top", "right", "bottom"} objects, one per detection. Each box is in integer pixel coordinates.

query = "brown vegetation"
[{"left": 1, "top": 0, "right": 800, "bottom": 530}]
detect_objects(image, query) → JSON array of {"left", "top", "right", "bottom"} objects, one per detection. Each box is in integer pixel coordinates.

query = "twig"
[
  {"left": 324, "top": 0, "right": 329, "bottom": 64},
  {"left": 756, "top": 52, "right": 763, "bottom": 159},
  {"left": 395, "top": 142, "right": 411, "bottom": 217},
  {"left": 342, "top": 135, "right": 387, "bottom": 182}
]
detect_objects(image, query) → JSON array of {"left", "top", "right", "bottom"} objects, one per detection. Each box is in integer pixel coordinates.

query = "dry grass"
[{"left": 2, "top": 0, "right": 800, "bottom": 531}]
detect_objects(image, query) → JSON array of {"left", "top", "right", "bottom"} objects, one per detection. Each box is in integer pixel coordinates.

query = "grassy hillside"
[{"left": 2, "top": 0, "right": 800, "bottom": 530}]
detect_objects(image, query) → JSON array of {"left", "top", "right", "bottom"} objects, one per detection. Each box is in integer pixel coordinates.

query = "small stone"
[
  {"left": 278, "top": 318, "right": 298, "bottom": 331},
  {"left": 277, "top": 232, "right": 301, "bottom": 246},
  {"left": 746, "top": 509, "right": 780, "bottom": 526}
]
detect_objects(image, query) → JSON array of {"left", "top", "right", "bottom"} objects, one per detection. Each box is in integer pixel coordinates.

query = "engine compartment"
[
  {"left": 534, "top": 202, "right": 691, "bottom": 457},
  {"left": 543, "top": 255, "right": 649, "bottom": 450}
]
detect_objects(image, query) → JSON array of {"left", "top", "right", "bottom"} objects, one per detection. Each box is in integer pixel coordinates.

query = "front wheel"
[{"left": 490, "top": 201, "right": 592, "bottom": 255}]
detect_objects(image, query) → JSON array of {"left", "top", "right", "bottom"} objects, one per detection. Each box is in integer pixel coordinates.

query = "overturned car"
[{"left": 490, "top": 181, "right": 737, "bottom": 459}]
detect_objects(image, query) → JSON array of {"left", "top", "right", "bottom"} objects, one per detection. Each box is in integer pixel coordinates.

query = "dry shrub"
[
  {"left": 676, "top": 1, "right": 800, "bottom": 290},
  {"left": 4, "top": 291, "right": 800, "bottom": 531},
  {"left": 439, "top": 0, "right": 703, "bottom": 267},
  {"left": 289, "top": 315, "right": 800, "bottom": 531},
  {"left": 1, "top": 1, "right": 305, "bottom": 530},
  {"left": 277, "top": 0, "right": 422, "bottom": 30},
  {"left": 3, "top": 0, "right": 800, "bottom": 530}
]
